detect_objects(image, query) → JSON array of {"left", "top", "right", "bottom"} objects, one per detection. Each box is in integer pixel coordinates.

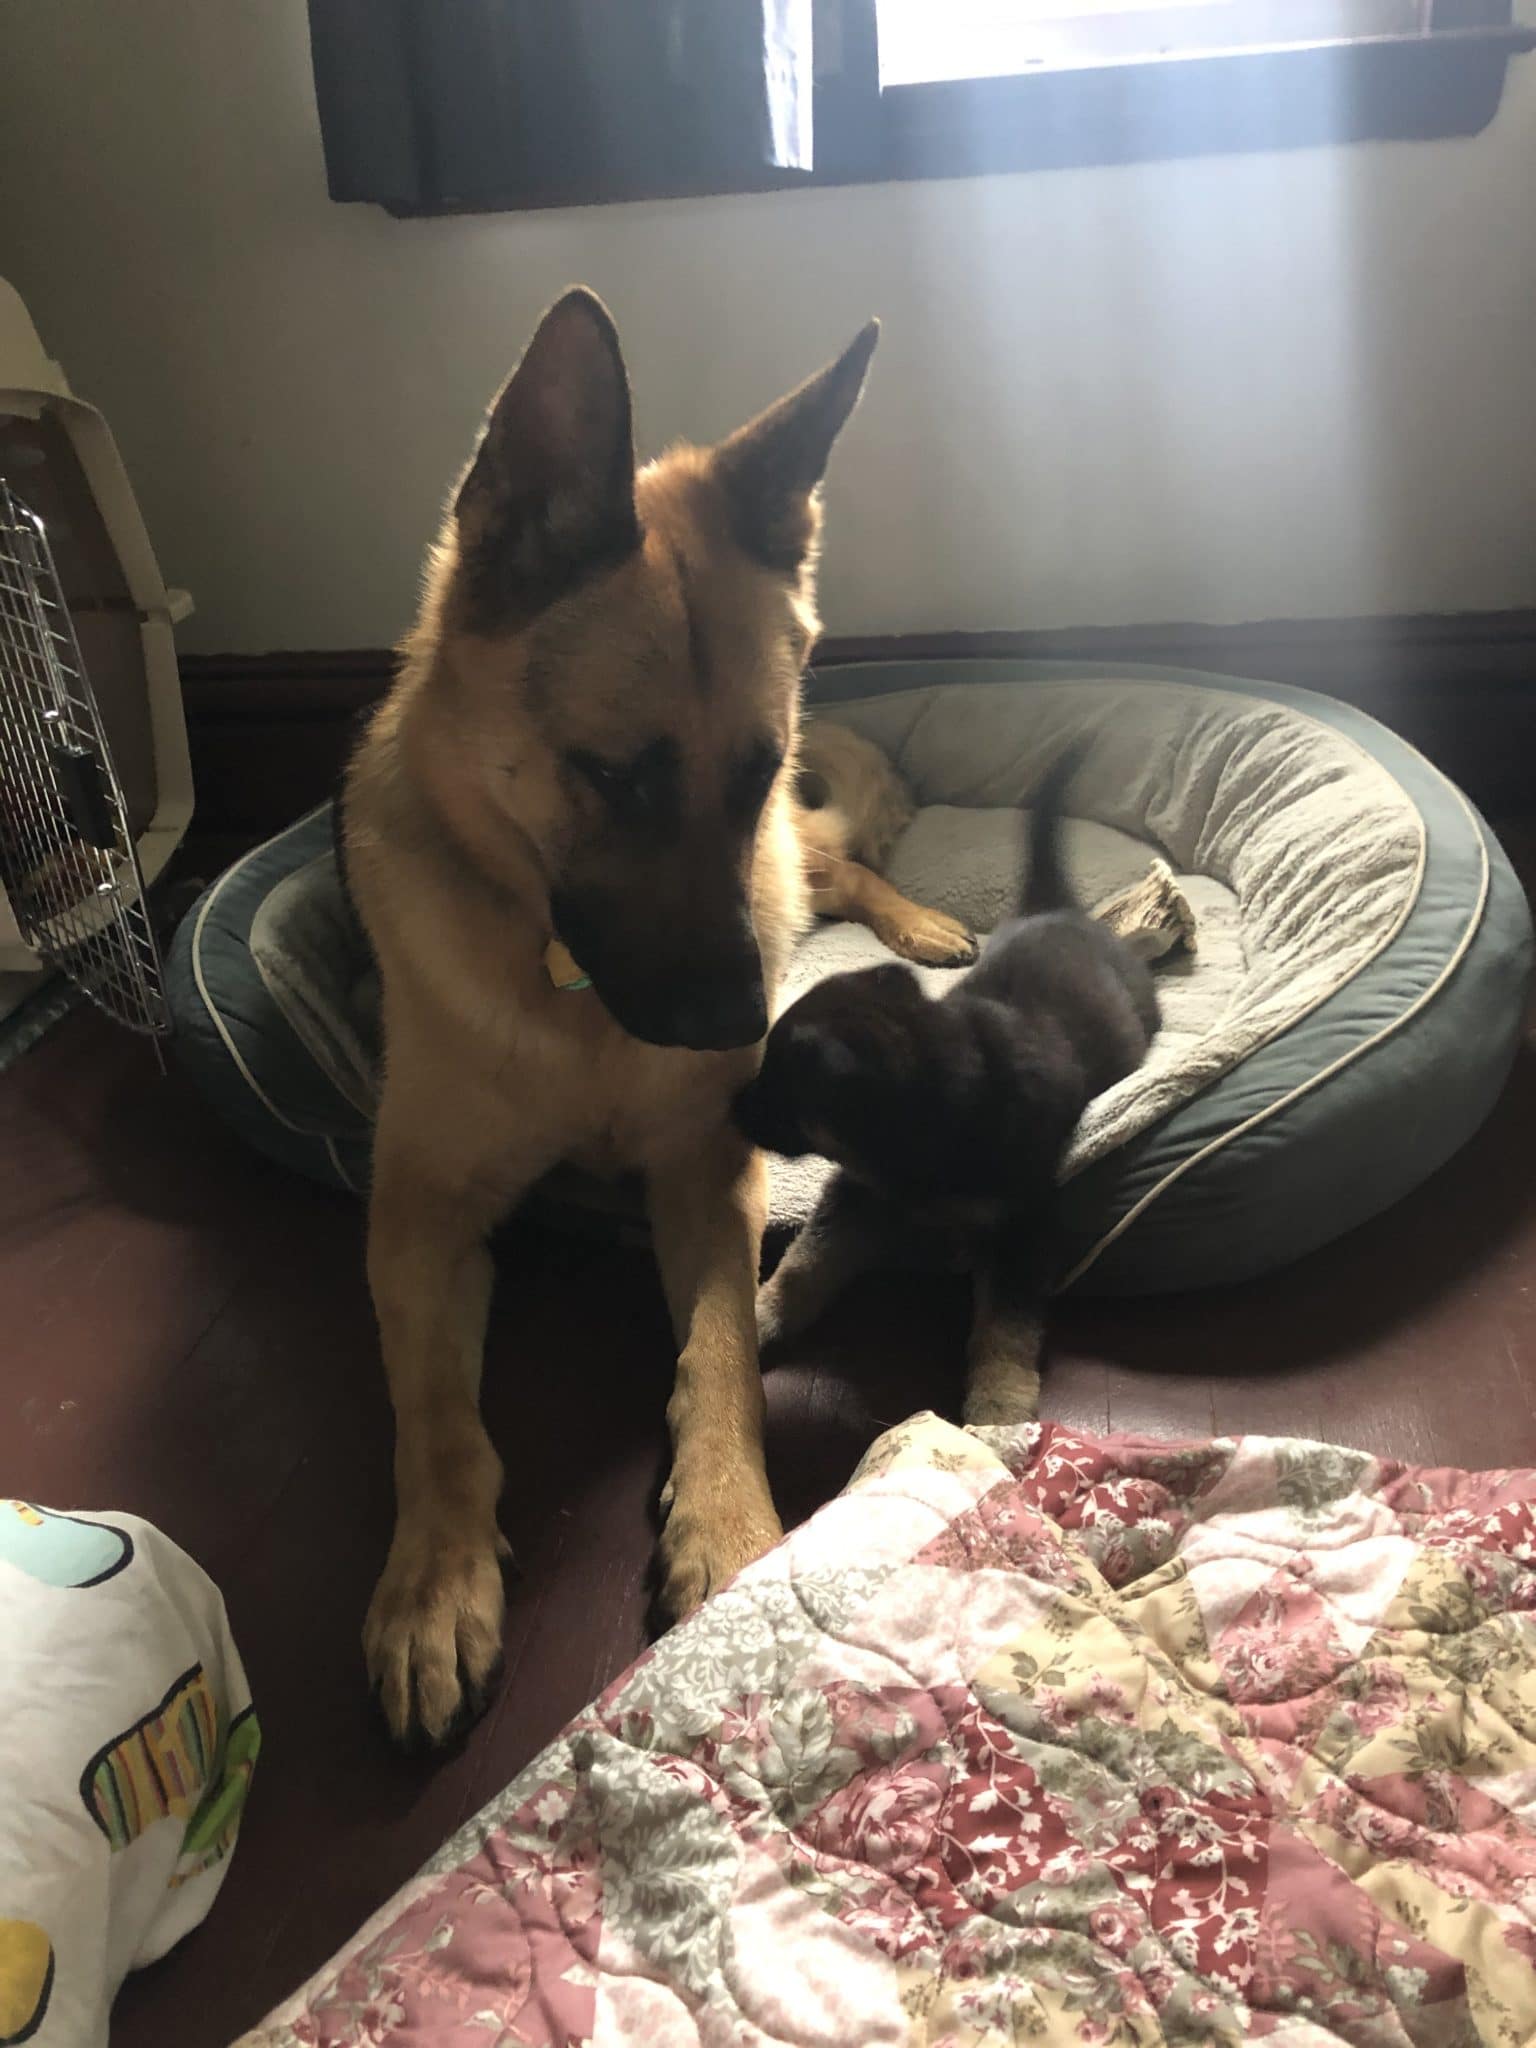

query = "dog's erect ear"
[
  {"left": 454, "top": 288, "right": 641, "bottom": 629},
  {"left": 713, "top": 321, "right": 879, "bottom": 574}
]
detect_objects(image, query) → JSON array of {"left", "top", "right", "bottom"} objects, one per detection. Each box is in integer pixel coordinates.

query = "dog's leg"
[
  {"left": 795, "top": 754, "right": 974, "bottom": 966},
  {"left": 805, "top": 849, "right": 977, "bottom": 968},
  {"left": 648, "top": 1134, "right": 783, "bottom": 1620},
  {"left": 362, "top": 1079, "right": 553, "bottom": 1749},
  {"left": 757, "top": 1173, "right": 895, "bottom": 1347},
  {"left": 965, "top": 1246, "right": 1047, "bottom": 1428}
]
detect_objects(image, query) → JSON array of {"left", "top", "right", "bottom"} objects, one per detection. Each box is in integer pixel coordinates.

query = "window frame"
[{"left": 339, "top": 0, "right": 1535, "bottom": 219}]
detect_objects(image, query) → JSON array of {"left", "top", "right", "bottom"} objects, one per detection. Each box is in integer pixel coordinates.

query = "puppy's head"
[
  {"left": 737, "top": 965, "right": 1064, "bottom": 1214},
  {"left": 416, "top": 288, "right": 880, "bottom": 1053},
  {"left": 733, "top": 962, "right": 929, "bottom": 1176}
]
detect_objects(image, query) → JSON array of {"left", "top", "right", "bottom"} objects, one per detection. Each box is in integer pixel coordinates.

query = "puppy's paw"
[
  {"left": 965, "top": 1303, "right": 1044, "bottom": 1428},
  {"left": 876, "top": 905, "right": 978, "bottom": 969},
  {"left": 755, "top": 1279, "right": 789, "bottom": 1349},
  {"left": 963, "top": 1370, "right": 1041, "bottom": 1427},
  {"left": 755, "top": 1271, "right": 822, "bottom": 1349}
]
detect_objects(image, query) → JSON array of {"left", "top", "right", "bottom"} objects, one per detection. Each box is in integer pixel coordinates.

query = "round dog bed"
[{"left": 166, "top": 662, "right": 1532, "bottom": 1295}]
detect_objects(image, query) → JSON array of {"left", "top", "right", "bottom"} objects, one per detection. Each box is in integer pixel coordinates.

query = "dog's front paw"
[
  {"left": 657, "top": 1468, "right": 782, "bottom": 1621},
  {"left": 364, "top": 1522, "right": 509, "bottom": 1750},
  {"left": 877, "top": 905, "right": 979, "bottom": 969}
]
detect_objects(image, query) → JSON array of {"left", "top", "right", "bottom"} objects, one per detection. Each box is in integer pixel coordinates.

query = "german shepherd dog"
[
  {"left": 736, "top": 743, "right": 1160, "bottom": 1427},
  {"left": 343, "top": 290, "right": 976, "bottom": 1747}
]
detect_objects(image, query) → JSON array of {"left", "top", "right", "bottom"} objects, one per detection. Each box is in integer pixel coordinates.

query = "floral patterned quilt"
[{"left": 244, "top": 1416, "right": 1536, "bottom": 2046}]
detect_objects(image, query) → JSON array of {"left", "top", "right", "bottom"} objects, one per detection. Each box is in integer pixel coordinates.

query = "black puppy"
[{"left": 734, "top": 742, "right": 1159, "bottom": 1422}]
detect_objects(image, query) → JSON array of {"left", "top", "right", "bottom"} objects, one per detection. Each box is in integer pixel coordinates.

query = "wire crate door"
[{"left": 0, "top": 482, "right": 171, "bottom": 1035}]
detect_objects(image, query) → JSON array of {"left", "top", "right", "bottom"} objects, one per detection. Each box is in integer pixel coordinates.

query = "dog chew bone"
[{"left": 1093, "top": 858, "right": 1198, "bottom": 963}]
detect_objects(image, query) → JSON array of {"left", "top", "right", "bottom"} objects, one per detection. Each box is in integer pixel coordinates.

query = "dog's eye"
[
  {"left": 570, "top": 750, "right": 635, "bottom": 806},
  {"left": 567, "top": 739, "right": 682, "bottom": 842},
  {"left": 728, "top": 743, "right": 784, "bottom": 822}
]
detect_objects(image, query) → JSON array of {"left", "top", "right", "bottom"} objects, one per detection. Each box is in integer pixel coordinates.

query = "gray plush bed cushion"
[{"left": 774, "top": 678, "right": 1421, "bottom": 1222}]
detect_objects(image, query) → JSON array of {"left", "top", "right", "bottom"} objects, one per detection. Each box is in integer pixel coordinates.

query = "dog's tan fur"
[{"left": 343, "top": 289, "right": 973, "bottom": 1746}]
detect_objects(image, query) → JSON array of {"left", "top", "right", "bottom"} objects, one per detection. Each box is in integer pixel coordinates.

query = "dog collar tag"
[{"left": 544, "top": 938, "right": 591, "bottom": 992}]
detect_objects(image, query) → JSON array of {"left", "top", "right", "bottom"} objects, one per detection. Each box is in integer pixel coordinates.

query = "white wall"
[{"left": 2, "top": 0, "right": 1533, "bottom": 654}]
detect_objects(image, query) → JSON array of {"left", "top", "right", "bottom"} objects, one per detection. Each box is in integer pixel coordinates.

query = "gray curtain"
[{"left": 307, "top": 0, "right": 877, "bottom": 214}]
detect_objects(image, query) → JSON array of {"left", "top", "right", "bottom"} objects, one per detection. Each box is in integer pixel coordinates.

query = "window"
[
  {"left": 307, "top": 0, "right": 1534, "bottom": 219},
  {"left": 872, "top": 0, "right": 1534, "bottom": 177},
  {"left": 879, "top": 0, "right": 1463, "bottom": 85}
]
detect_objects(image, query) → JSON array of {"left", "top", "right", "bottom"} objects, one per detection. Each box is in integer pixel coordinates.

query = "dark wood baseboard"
[{"left": 180, "top": 610, "right": 1536, "bottom": 837}]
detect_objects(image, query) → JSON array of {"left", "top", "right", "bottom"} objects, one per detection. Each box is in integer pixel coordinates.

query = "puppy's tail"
[{"left": 1021, "top": 738, "right": 1090, "bottom": 917}]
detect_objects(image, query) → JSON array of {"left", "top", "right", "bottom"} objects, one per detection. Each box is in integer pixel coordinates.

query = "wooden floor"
[{"left": 0, "top": 821, "right": 1529, "bottom": 2046}]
